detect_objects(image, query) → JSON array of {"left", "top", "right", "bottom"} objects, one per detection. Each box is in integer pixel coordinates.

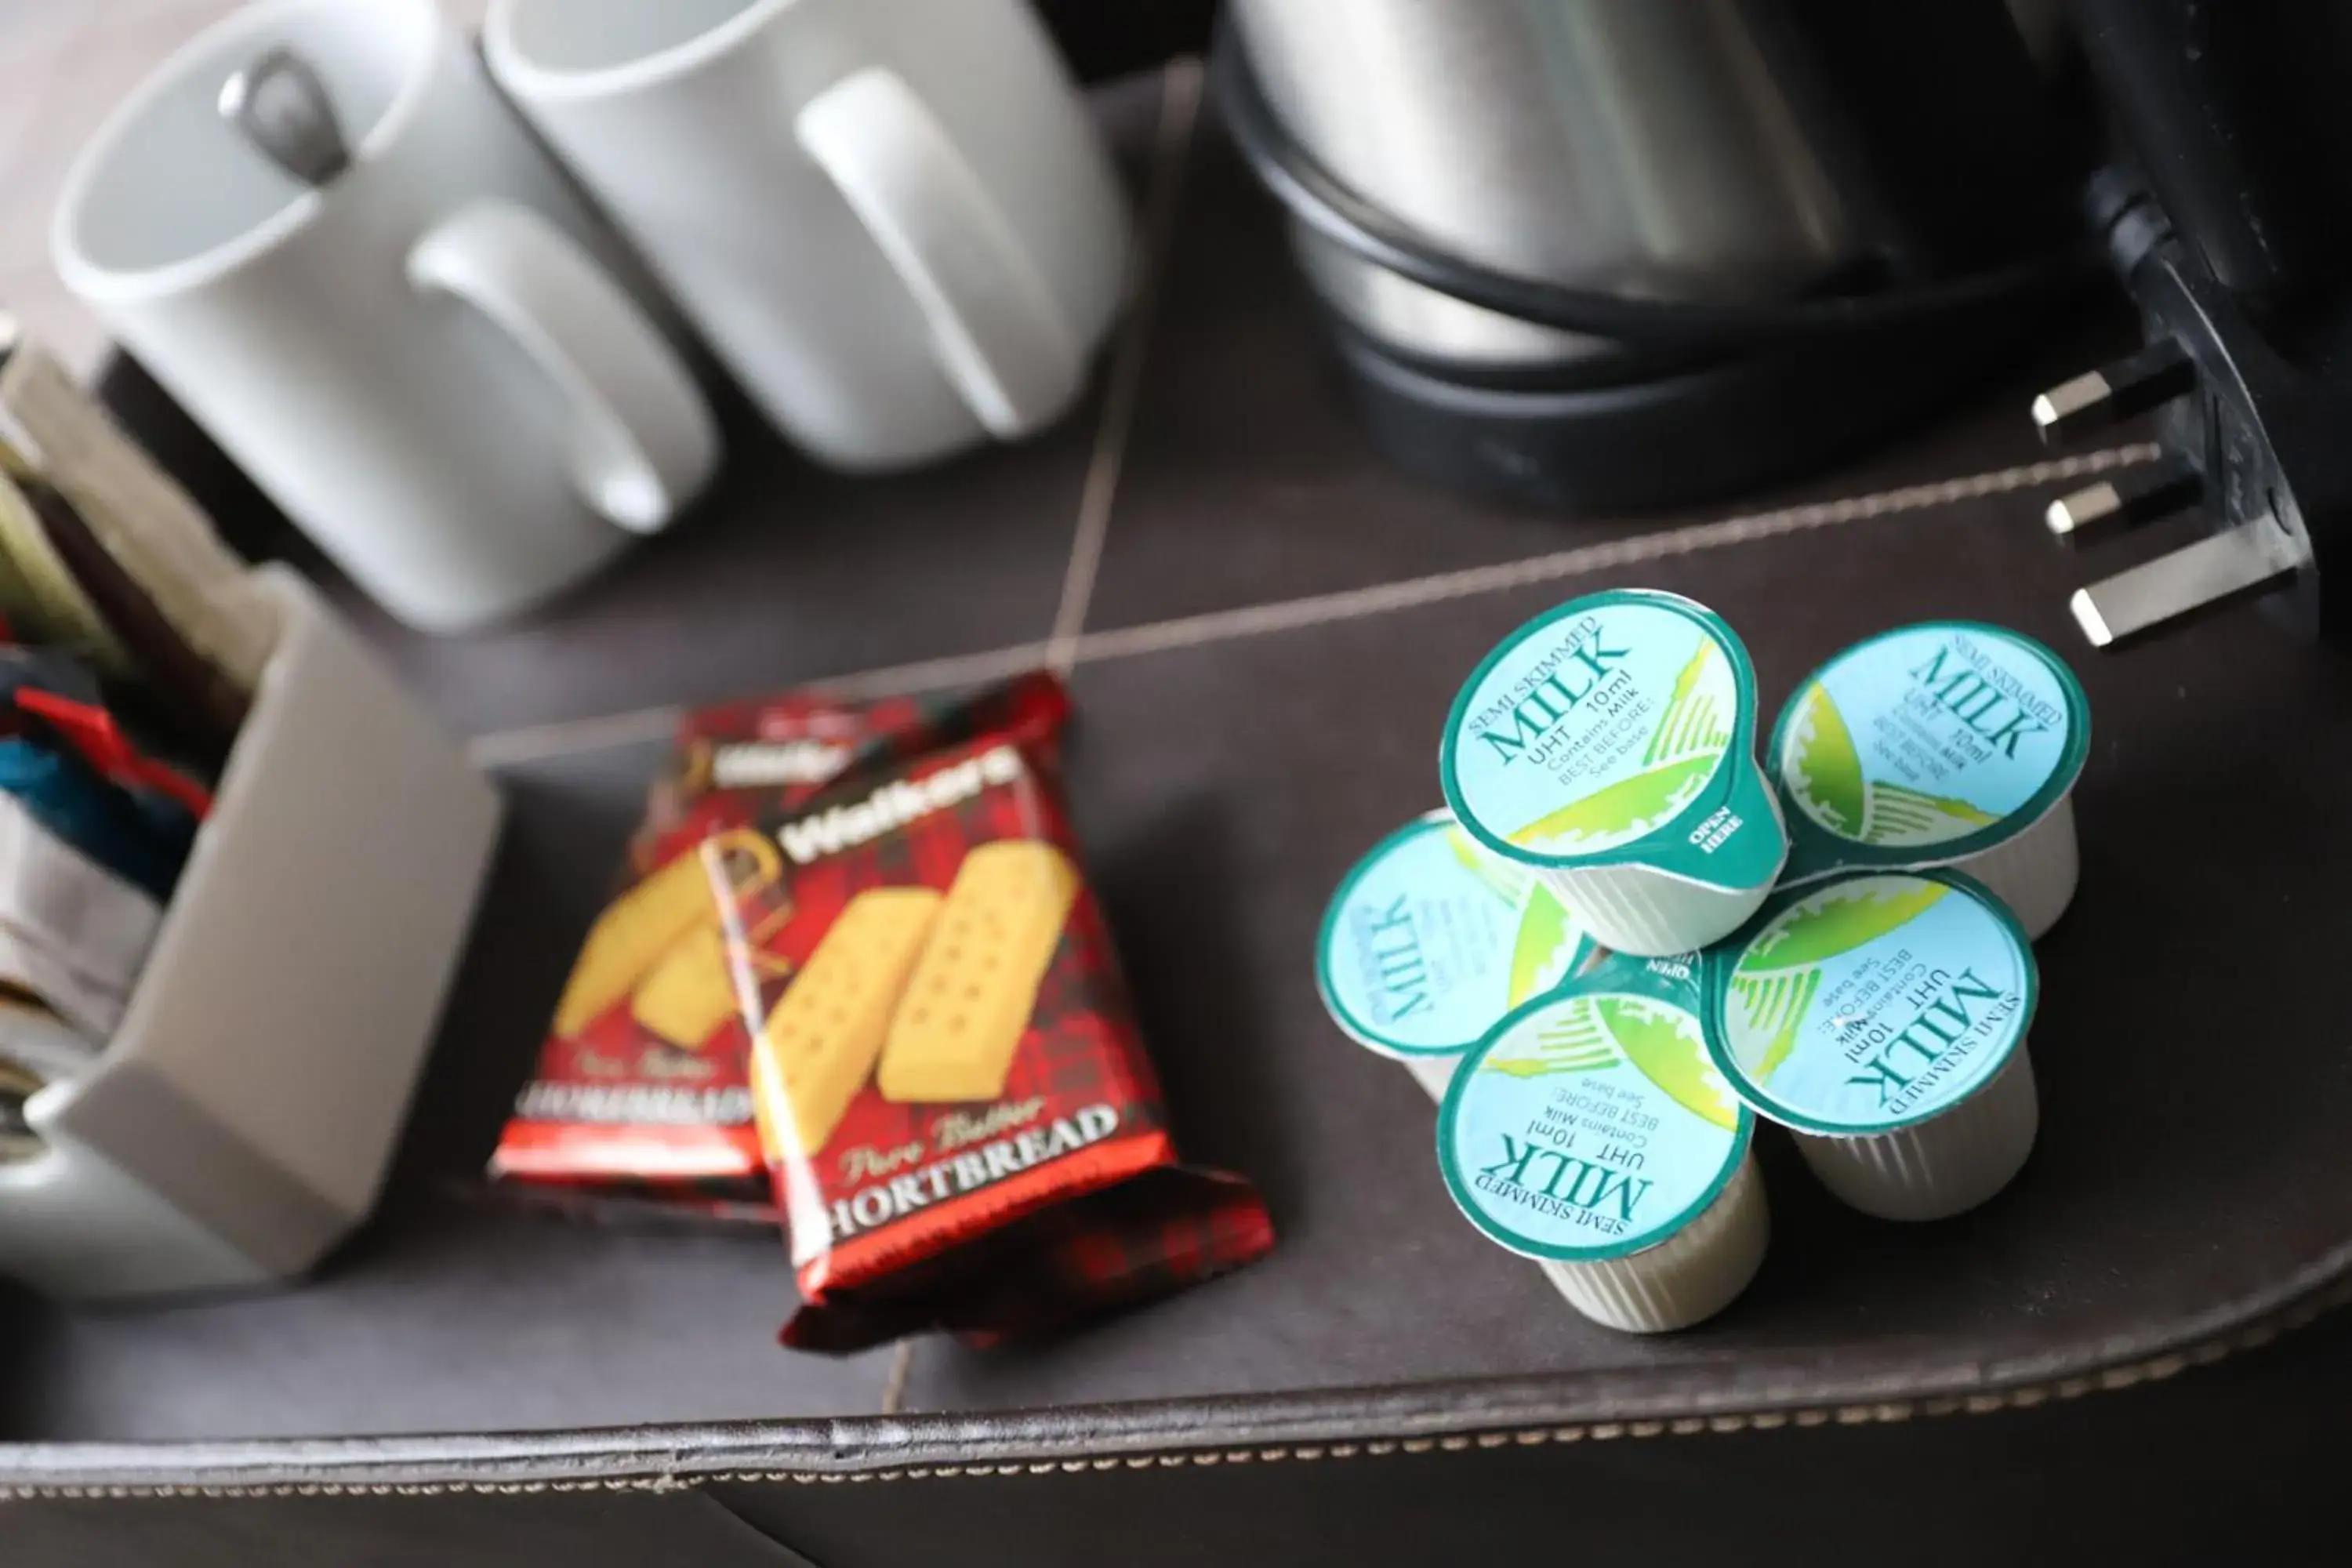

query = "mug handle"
[
  {"left": 407, "top": 204, "right": 719, "bottom": 535},
  {"left": 797, "top": 67, "right": 1086, "bottom": 439}
]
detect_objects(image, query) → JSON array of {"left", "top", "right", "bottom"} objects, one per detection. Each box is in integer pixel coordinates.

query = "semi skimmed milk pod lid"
[
  {"left": 1439, "top": 590, "right": 1785, "bottom": 893},
  {"left": 1438, "top": 953, "right": 1752, "bottom": 1262},
  {"left": 1769, "top": 622, "right": 2089, "bottom": 882},
  {"left": 1316, "top": 811, "right": 1599, "bottom": 1060},
  {"left": 1704, "top": 869, "right": 2037, "bottom": 1137}
]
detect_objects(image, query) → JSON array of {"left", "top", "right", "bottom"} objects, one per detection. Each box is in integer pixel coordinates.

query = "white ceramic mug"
[
  {"left": 485, "top": 0, "right": 1132, "bottom": 471},
  {"left": 53, "top": 0, "right": 721, "bottom": 634}
]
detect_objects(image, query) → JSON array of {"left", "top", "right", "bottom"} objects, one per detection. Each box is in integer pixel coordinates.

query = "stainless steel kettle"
[{"left": 1218, "top": 0, "right": 2085, "bottom": 510}]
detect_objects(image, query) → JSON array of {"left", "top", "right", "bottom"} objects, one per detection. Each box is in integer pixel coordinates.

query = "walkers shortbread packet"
[
  {"left": 492, "top": 677, "right": 1083, "bottom": 1214},
  {"left": 727, "top": 677, "right": 1272, "bottom": 1350},
  {"left": 493, "top": 672, "right": 1273, "bottom": 1345}
]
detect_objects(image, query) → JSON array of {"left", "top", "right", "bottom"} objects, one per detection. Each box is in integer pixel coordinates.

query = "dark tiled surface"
[
  {"left": 11, "top": 434, "right": 2313, "bottom": 1442},
  {"left": 900, "top": 487, "right": 2350, "bottom": 1413},
  {"left": 0, "top": 742, "right": 901, "bottom": 1443},
  {"left": 1080, "top": 117, "right": 2144, "bottom": 635}
]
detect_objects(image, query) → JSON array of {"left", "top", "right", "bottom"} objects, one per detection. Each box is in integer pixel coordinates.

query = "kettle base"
[{"left": 1327, "top": 303, "right": 2064, "bottom": 516}]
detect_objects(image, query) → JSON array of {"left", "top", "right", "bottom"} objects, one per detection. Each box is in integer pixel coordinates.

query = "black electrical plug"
[
  {"left": 2034, "top": 0, "right": 2352, "bottom": 650},
  {"left": 2031, "top": 177, "right": 2328, "bottom": 648}
]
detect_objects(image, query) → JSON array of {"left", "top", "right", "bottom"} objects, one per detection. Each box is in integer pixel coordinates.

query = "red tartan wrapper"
[
  {"left": 715, "top": 677, "right": 1273, "bottom": 1349},
  {"left": 490, "top": 677, "right": 1080, "bottom": 1214}
]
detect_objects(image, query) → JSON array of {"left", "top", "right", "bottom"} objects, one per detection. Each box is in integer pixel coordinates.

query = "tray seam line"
[
  {"left": 469, "top": 442, "right": 2156, "bottom": 769},
  {"left": 7, "top": 1262, "right": 2344, "bottom": 1502},
  {"left": 1045, "top": 57, "right": 1205, "bottom": 674}
]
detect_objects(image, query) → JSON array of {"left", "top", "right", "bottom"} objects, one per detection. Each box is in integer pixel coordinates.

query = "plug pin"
[
  {"left": 2070, "top": 514, "right": 2303, "bottom": 649},
  {"left": 2045, "top": 459, "right": 2201, "bottom": 546},
  {"left": 2032, "top": 340, "right": 2195, "bottom": 445}
]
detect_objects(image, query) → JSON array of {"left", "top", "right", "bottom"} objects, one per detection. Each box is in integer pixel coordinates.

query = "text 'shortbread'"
[{"left": 506, "top": 674, "right": 1276, "bottom": 1347}]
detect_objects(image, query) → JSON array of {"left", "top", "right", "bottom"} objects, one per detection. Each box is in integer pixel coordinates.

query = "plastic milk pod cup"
[
  {"left": 1440, "top": 590, "right": 1789, "bottom": 956},
  {"left": 1316, "top": 811, "right": 1600, "bottom": 1100},
  {"left": 1704, "top": 868, "right": 2038, "bottom": 1221},
  {"left": 1770, "top": 622, "right": 2089, "bottom": 939},
  {"left": 1437, "top": 951, "right": 1767, "bottom": 1333}
]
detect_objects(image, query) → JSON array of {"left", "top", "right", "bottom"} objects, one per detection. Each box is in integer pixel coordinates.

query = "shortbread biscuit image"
[
  {"left": 553, "top": 830, "right": 779, "bottom": 1036},
  {"left": 879, "top": 841, "right": 1080, "bottom": 1104},
  {"left": 629, "top": 924, "right": 739, "bottom": 1048},
  {"left": 757, "top": 887, "right": 943, "bottom": 1152}
]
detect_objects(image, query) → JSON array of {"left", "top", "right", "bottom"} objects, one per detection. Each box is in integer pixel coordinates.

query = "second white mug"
[{"left": 485, "top": 0, "right": 1134, "bottom": 472}]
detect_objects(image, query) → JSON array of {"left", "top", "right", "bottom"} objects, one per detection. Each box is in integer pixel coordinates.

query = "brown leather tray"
[{"left": 3, "top": 62, "right": 2346, "bottom": 1566}]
